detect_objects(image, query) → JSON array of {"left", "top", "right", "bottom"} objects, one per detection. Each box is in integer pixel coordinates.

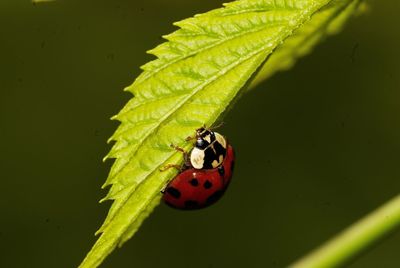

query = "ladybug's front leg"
[
  {"left": 169, "top": 144, "right": 191, "bottom": 168},
  {"left": 159, "top": 144, "right": 190, "bottom": 172},
  {"left": 170, "top": 144, "right": 186, "bottom": 155},
  {"left": 159, "top": 164, "right": 182, "bottom": 172}
]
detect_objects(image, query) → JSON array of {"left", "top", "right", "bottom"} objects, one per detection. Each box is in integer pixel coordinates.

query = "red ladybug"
[{"left": 163, "top": 143, "right": 235, "bottom": 210}]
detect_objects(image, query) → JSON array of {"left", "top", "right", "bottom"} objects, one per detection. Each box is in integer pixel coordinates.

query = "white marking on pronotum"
[
  {"left": 215, "top": 133, "right": 227, "bottom": 149},
  {"left": 203, "top": 134, "right": 212, "bottom": 144},
  {"left": 190, "top": 148, "right": 205, "bottom": 169}
]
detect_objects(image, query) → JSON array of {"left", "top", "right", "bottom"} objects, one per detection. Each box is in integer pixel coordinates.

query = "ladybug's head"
[{"left": 195, "top": 127, "right": 216, "bottom": 149}]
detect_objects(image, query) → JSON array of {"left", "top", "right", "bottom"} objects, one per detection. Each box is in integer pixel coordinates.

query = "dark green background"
[{"left": 1, "top": 0, "right": 399, "bottom": 267}]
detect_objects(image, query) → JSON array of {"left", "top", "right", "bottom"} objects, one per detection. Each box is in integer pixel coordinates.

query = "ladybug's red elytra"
[{"left": 162, "top": 127, "right": 235, "bottom": 210}]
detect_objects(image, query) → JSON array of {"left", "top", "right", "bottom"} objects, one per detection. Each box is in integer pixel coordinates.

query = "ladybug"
[
  {"left": 162, "top": 128, "right": 235, "bottom": 210},
  {"left": 189, "top": 127, "right": 227, "bottom": 170}
]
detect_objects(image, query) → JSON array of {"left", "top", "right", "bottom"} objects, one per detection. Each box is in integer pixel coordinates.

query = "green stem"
[{"left": 290, "top": 194, "right": 400, "bottom": 268}]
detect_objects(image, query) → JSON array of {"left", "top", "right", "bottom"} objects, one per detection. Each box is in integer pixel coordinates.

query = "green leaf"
[{"left": 79, "top": 0, "right": 362, "bottom": 267}]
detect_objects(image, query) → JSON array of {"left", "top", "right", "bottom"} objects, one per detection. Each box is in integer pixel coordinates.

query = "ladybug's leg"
[
  {"left": 170, "top": 144, "right": 192, "bottom": 167},
  {"left": 186, "top": 130, "right": 202, "bottom": 142},
  {"left": 185, "top": 135, "right": 196, "bottom": 141},
  {"left": 159, "top": 164, "right": 182, "bottom": 172},
  {"left": 160, "top": 144, "right": 190, "bottom": 172},
  {"left": 170, "top": 144, "right": 186, "bottom": 155},
  {"left": 186, "top": 125, "right": 204, "bottom": 141}
]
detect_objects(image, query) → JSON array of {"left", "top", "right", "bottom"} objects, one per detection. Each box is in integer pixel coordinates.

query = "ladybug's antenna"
[
  {"left": 186, "top": 122, "right": 225, "bottom": 141},
  {"left": 209, "top": 121, "right": 225, "bottom": 131}
]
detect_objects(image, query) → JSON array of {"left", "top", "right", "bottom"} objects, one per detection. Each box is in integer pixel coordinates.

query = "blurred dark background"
[{"left": 1, "top": 0, "right": 399, "bottom": 267}]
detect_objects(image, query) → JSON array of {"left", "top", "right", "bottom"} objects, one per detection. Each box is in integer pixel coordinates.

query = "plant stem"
[{"left": 290, "top": 194, "right": 400, "bottom": 268}]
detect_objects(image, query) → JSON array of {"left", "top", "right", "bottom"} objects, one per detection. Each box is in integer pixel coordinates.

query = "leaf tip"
[
  {"left": 110, "top": 114, "right": 119, "bottom": 120},
  {"left": 94, "top": 228, "right": 103, "bottom": 236},
  {"left": 101, "top": 181, "right": 111, "bottom": 190},
  {"left": 123, "top": 86, "right": 130, "bottom": 92}
]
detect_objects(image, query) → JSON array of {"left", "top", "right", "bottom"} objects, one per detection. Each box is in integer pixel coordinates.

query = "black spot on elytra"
[
  {"left": 189, "top": 178, "right": 199, "bottom": 186},
  {"left": 218, "top": 166, "right": 225, "bottom": 176},
  {"left": 184, "top": 200, "right": 199, "bottom": 208},
  {"left": 166, "top": 187, "right": 181, "bottom": 199},
  {"left": 204, "top": 180, "right": 212, "bottom": 189},
  {"left": 206, "top": 190, "right": 224, "bottom": 205},
  {"left": 231, "top": 160, "right": 235, "bottom": 171}
]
